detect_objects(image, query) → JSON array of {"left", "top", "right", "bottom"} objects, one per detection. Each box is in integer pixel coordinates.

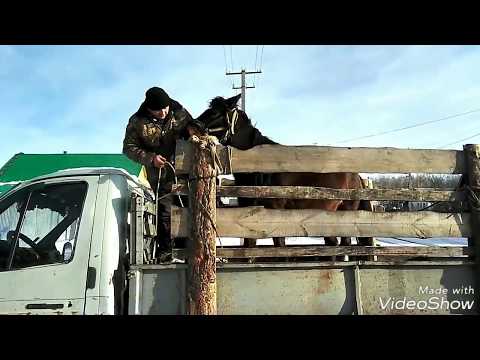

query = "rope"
[
  {"left": 465, "top": 185, "right": 480, "bottom": 211},
  {"left": 153, "top": 159, "right": 185, "bottom": 261},
  {"left": 155, "top": 161, "right": 184, "bottom": 207},
  {"left": 198, "top": 200, "right": 221, "bottom": 244},
  {"left": 219, "top": 109, "right": 238, "bottom": 146},
  {"left": 210, "top": 143, "right": 224, "bottom": 174},
  {"left": 186, "top": 172, "right": 222, "bottom": 248},
  {"left": 415, "top": 175, "right": 468, "bottom": 212},
  {"left": 227, "top": 145, "right": 233, "bottom": 175},
  {"left": 417, "top": 202, "right": 438, "bottom": 212}
]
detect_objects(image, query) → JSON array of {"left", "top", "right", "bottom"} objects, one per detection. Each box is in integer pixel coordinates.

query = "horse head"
[
  {"left": 190, "top": 94, "right": 240, "bottom": 141},
  {"left": 191, "top": 94, "right": 275, "bottom": 149}
]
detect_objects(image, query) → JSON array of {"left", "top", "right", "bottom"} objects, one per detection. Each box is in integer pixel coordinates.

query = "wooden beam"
[
  {"left": 172, "top": 182, "right": 465, "bottom": 202},
  {"left": 175, "top": 141, "right": 464, "bottom": 174},
  {"left": 171, "top": 206, "right": 471, "bottom": 239},
  {"left": 174, "top": 246, "right": 473, "bottom": 258},
  {"left": 142, "top": 260, "right": 476, "bottom": 268}
]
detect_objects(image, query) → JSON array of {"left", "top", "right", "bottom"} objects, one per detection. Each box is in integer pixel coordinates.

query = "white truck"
[{"left": 0, "top": 168, "right": 476, "bottom": 315}]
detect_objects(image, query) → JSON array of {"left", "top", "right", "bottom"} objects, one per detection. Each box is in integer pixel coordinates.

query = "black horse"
[{"left": 190, "top": 94, "right": 373, "bottom": 251}]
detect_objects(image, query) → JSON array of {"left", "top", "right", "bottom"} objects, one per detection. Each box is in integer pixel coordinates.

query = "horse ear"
[{"left": 226, "top": 94, "right": 242, "bottom": 109}]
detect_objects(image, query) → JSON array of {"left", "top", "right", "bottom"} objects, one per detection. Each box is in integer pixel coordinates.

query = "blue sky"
[{"left": 1, "top": 45, "right": 480, "bottom": 167}]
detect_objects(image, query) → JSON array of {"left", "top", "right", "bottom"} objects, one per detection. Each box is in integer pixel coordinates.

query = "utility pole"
[
  {"left": 225, "top": 69, "right": 261, "bottom": 248},
  {"left": 226, "top": 69, "right": 262, "bottom": 111}
]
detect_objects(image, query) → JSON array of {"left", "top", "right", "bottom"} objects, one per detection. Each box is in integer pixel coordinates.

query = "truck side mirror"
[{"left": 62, "top": 242, "right": 73, "bottom": 263}]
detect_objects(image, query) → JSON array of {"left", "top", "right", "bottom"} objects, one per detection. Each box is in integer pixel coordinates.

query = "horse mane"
[
  {"left": 206, "top": 95, "right": 278, "bottom": 146},
  {"left": 209, "top": 96, "right": 228, "bottom": 111}
]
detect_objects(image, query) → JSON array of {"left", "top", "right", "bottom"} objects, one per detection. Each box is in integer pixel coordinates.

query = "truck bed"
[{"left": 128, "top": 260, "right": 477, "bottom": 315}]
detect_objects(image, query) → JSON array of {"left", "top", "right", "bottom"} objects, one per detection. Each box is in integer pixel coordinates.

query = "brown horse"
[{"left": 189, "top": 94, "right": 373, "bottom": 253}]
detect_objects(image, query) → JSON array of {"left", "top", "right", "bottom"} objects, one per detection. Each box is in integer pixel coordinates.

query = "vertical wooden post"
[
  {"left": 366, "top": 179, "right": 378, "bottom": 262},
  {"left": 187, "top": 136, "right": 217, "bottom": 315},
  {"left": 463, "top": 144, "right": 480, "bottom": 311}
]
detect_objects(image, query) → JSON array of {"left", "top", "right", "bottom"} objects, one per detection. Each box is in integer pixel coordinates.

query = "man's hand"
[
  {"left": 187, "top": 125, "right": 198, "bottom": 137},
  {"left": 152, "top": 154, "right": 167, "bottom": 168}
]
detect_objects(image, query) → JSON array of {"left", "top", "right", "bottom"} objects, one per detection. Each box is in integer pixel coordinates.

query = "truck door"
[{"left": 0, "top": 177, "right": 98, "bottom": 314}]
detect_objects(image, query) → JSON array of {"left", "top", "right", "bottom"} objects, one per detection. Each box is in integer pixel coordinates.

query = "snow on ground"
[{"left": 216, "top": 237, "right": 468, "bottom": 247}]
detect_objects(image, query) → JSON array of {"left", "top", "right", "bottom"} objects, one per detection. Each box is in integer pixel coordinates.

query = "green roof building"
[{"left": 0, "top": 153, "right": 144, "bottom": 195}]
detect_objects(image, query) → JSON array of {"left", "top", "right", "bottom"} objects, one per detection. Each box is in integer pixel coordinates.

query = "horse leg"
[
  {"left": 340, "top": 236, "right": 352, "bottom": 261},
  {"left": 243, "top": 238, "right": 257, "bottom": 247},
  {"left": 324, "top": 236, "right": 339, "bottom": 262},
  {"left": 322, "top": 198, "right": 343, "bottom": 262},
  {"left": 357, "top": 199, "right": 375, "bottom": 261},
  {"left": 338, "top": 198, "right": 362, "bottom": 261},
  {"left": 272, "top": 237, "right": 287, "bottom": 262},
  {"left": 273, "top": 237, "right": 285, "bottom": 247},
  {"left": 243, "top": 238, "right": 257, "bottom": 263}
]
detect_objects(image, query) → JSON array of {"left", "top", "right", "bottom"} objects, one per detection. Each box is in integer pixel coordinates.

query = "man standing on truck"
[{"left": 123, "top": 87, "right": 193, "bottom": 262}]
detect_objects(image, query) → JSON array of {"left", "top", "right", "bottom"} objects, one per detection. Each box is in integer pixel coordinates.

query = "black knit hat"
[{"left": 144, "top": 87, "right": 170, "bottom": 110}]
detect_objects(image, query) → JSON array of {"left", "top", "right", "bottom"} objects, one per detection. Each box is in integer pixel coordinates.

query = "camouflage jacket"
[{"left": 122, "top": 99, "right": 193, "bottom": 167}]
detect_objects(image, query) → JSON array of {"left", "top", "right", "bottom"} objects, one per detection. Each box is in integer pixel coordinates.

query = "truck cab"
[{"left": 0, "top": 168, "right": 151, "bottom": 315}]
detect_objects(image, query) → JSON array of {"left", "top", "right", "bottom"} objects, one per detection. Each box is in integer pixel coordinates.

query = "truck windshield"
[{"left": 0, "top": 182, "right": 88, "bottom": 271}]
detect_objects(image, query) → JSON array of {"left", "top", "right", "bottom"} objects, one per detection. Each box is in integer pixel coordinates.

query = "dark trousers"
[
  {"left": 156, "top": 188, "right": 174, "bottom": 252},
  {"left": 149, "top": 169, "right": 187, "bottom": 253},
  {"left": 157, "top": 190, "right": 188, "bottom": 251}
]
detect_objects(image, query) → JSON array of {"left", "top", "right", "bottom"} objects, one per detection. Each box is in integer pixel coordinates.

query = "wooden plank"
[
  {"left": 174, "top": 246, "right": 473, "bottom": 258},
  {"left": 175, "top": 140, "right": 194, "bottom": 174},
  {"left": 172, "top": 182, "right": 465, "bottom": 202},
  {"left": 171, "top": 206, "right": 471, "bottom": 238},
  {"left": 221, "top": 246, "right": 473, "bottom": 258},
  {"left": 137, "top": 260, "right": 476, "bottom": 269},
  {"left": 175, "top": 141, "right": 465, "bottom": 174},
  {"left": 214, "top": 260, "right": 476, "bottom": 267}
]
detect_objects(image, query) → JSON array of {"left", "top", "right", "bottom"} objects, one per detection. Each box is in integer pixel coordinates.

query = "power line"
[
  {"left": 436, "top": 131, "right": 480, "bottom": 149},
  {"left": 222, "top": 45, "right": 228, "bottom": 73},
  {"left": 229, "top": 46, "right": 235, "bottom": 88},
  {"left": 259, "top": 45, "right": 264, "bottom": 70},
  {"left": 334, "top": 108, "right": 480, "bottom": 145},
  {"left": 255, "top": 45, "right": 265, "bottom": 87},
  {"left": 253, "top": 45, "right": 259, "bottom": 86},
  {"left": 222, "top": 45, "right": 233, "bottom": 89}
]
